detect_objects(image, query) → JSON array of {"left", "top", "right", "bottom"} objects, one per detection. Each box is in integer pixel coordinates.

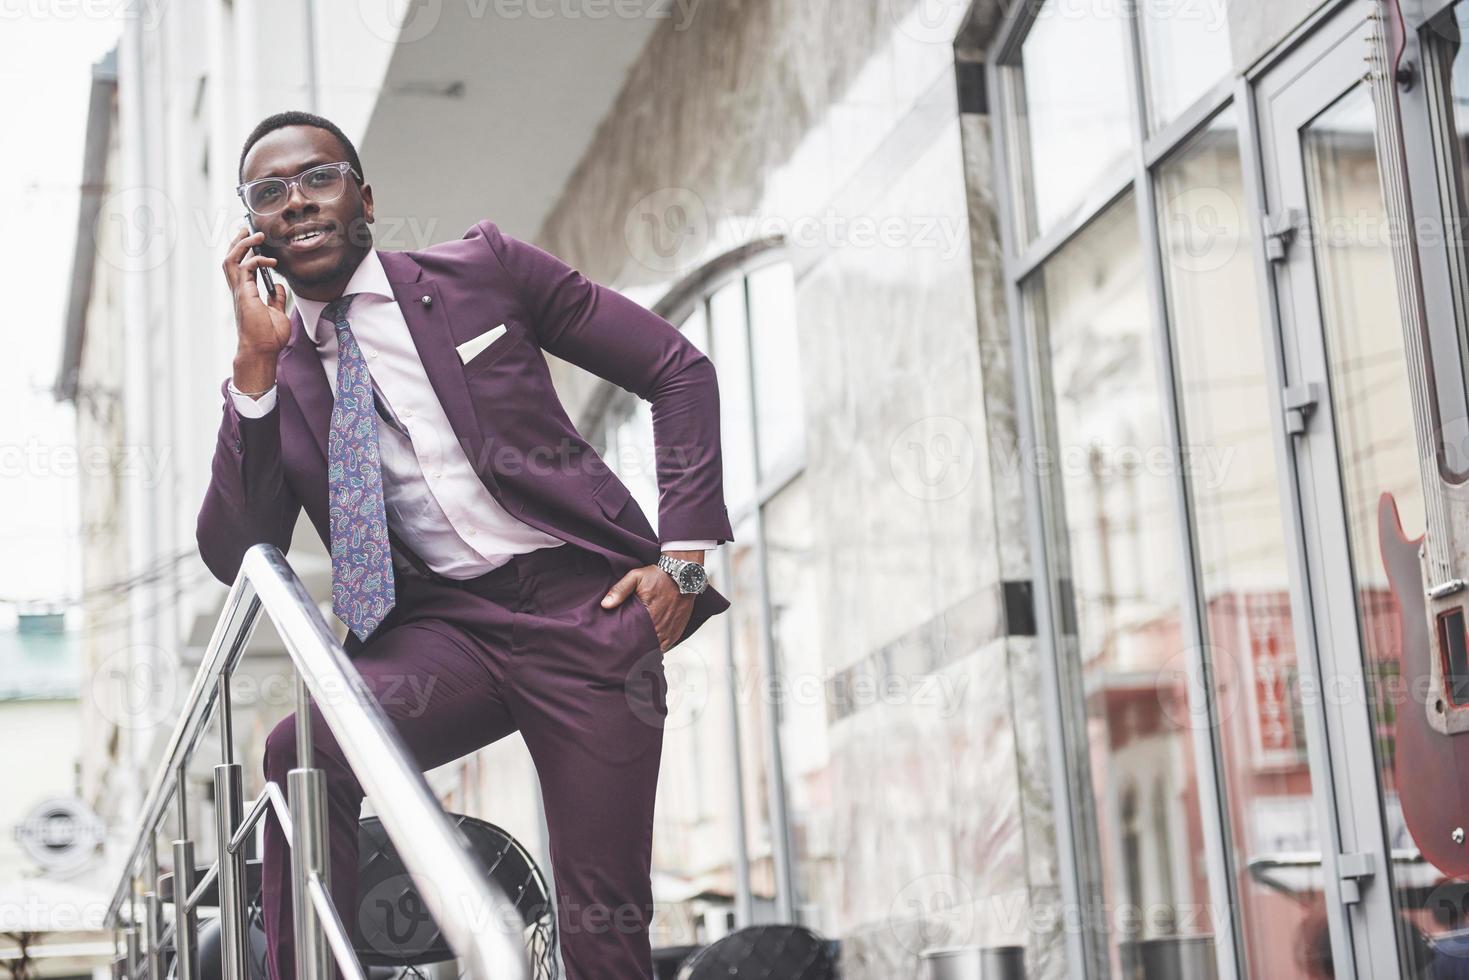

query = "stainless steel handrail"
[{"left": 104, "top": 543, "right": 529, "bottom": 980}]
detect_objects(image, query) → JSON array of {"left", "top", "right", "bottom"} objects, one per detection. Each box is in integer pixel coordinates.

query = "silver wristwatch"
[{"left": 656, "top": 553, "right": 709, "bottom": 595}]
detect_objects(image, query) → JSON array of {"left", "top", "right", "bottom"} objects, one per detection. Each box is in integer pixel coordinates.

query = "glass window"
[
  {"left": 1026, "top": 194, "right": 1221, "bottom": 973},
  {"left": 711, "top": 279, "right": 758, "bottom": 511},
  {"left": 759, "top": 475, "right": 828, "bottom": 929},
  {"left": 1138, "top": 0, "right": 1233, "bottom": 132},
  {"left": 1016, "top": 0, "right": 1135, "bottom": 239},
  {"left": 1158, "top": 108, "right": 1323, "bottom": 977},
  {"left": 747, "top": 262, "right": 805, "bottom": 480},
  {"left": 725, "top": 511, "right": 778, "bottom": 914}
]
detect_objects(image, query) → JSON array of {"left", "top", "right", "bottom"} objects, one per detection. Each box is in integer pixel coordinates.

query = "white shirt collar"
[{"left": 294, "top": 248, "right": 395, "bottom": 345}]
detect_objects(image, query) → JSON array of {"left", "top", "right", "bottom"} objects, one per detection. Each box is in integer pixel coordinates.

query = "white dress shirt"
[{"left": 229, "top": 248, "right": 716, "bottom": 579}]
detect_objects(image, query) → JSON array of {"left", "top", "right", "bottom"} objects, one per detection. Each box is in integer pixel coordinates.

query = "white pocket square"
[{"left": 456, "top": 323, "right": 508, "bottom": 364}]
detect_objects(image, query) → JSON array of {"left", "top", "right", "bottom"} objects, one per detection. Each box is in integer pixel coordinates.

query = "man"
[{"left": 196, "top": 110, "right": 733, "bottom": 980}]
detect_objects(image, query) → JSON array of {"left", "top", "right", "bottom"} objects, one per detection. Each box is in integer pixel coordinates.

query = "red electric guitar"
[{"left": 1372, "top": 0, "right": 1469, "bottom": 877}]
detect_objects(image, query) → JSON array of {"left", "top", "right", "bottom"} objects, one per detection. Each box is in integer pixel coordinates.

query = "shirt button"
[
  {"left": 466, "top": 528, "right": 477, "bottom": 537},
  {"left": 404, "top": 409, "right": 414, "bottom": 418},
  {"left": 368, "top": 350, "right": 378, "bottom": 359},
  {"left": 432, "top": 471, "right": 442, "bottom": 480}
]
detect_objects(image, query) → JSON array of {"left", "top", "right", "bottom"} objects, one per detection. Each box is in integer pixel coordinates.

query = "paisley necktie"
[{"left": 323, "top": 293, "right": 395, "bottom": 640}]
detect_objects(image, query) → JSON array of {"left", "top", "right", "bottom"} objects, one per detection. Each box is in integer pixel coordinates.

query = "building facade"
[{"left": 62, "top": 0, "right": 1469, "bottom": 977}]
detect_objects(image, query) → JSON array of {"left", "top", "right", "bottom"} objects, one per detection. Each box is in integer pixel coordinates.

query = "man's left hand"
[{"left": 600, "top": 550, "right": 704, "bottom": 652}]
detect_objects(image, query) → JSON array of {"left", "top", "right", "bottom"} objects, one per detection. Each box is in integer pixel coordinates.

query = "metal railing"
[{"left": 104, "top": 543, "right": 530, "bottom": 980}]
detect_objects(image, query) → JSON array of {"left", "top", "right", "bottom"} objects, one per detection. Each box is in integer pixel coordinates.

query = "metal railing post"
[
  {"left": 289, "top": 766, "right": 333, "bottom": 980},
  {"left": 145, "top": 839, "right": 162, "bottom": 980},
  {"left": 172, "top": 837, "right": 198, "bottom": 980},
  {"left": 295, "top": 673, "right": 315, "bottom": 769},
  {"left": 214, "top": 763, "right": 249, "bottom": 980},
  {"left": 143, "top": 888, "right": 161, "bottom": 980},
  {"left": 219, "top": 668, "right": 236, "bottom": 765},
  {"left": 214, "top": 665, "right": 250, "bottom": 980},
  {"left": 172, "top": 758, "right": 197, "bottom": 980},
  {"left": 124, "top": 922, "right": 139, "bottom": 980}
]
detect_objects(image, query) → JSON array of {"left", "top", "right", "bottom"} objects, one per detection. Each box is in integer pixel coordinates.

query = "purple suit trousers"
[{"left": 262, "top": 543, "right": 671, "bottom": 979}]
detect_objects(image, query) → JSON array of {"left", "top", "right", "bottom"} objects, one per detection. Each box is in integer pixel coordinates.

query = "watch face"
[{"left": 679, "top": 563, "right": 708, "bottom": 593}]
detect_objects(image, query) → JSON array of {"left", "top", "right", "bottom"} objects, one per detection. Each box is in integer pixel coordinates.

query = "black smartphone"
[{"left": 244, "top": 212, "right": 277, "bottom": 299}]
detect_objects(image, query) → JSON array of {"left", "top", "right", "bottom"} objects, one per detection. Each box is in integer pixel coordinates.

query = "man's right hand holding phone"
[{"left": 225, "top": 224, "right": 289, "bottom": 400}]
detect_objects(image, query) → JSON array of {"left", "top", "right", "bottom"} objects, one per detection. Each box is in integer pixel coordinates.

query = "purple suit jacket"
[{"left": 196, "top": 218, "right": 734, "bottom": 646}]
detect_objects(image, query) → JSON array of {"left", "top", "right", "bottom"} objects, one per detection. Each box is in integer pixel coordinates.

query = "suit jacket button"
[
  {"left": 420, "top": 295, "right": 432, "bottom": 307},
  {"left": 233, "top": 437, "right": 243, "bottom": 453}
]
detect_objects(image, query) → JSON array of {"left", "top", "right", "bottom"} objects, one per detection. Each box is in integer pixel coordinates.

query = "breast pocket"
[{"left": 460, "top": 322, "right": 528, "bottom": 379}]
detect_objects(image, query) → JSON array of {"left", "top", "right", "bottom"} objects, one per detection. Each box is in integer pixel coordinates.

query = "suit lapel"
[{"left": 279, "top": 249, "right": 495, "bottom": 494}]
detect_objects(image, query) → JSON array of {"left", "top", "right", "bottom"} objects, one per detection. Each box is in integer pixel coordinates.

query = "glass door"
[{"left": 1257, "top": 2, "right": 1450, "bottom": 975}]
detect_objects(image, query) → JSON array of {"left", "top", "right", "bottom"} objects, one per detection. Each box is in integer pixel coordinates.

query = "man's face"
[{"left": 239, "top": 125, "right": 374, "bottom": 289}]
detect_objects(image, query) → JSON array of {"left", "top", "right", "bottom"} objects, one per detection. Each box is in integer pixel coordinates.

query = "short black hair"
[{"left": 237, "top": 110, "right": 364, "bottom": 185}]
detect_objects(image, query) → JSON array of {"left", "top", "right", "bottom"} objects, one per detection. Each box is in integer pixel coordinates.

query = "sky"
[{"left": 0, "top": 13, "right": 124, "bottom": 612}]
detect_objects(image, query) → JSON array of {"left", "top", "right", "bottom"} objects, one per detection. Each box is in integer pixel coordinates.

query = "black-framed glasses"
[{"left": 236, "top": 161, "right": 362, "bottom": 216}]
